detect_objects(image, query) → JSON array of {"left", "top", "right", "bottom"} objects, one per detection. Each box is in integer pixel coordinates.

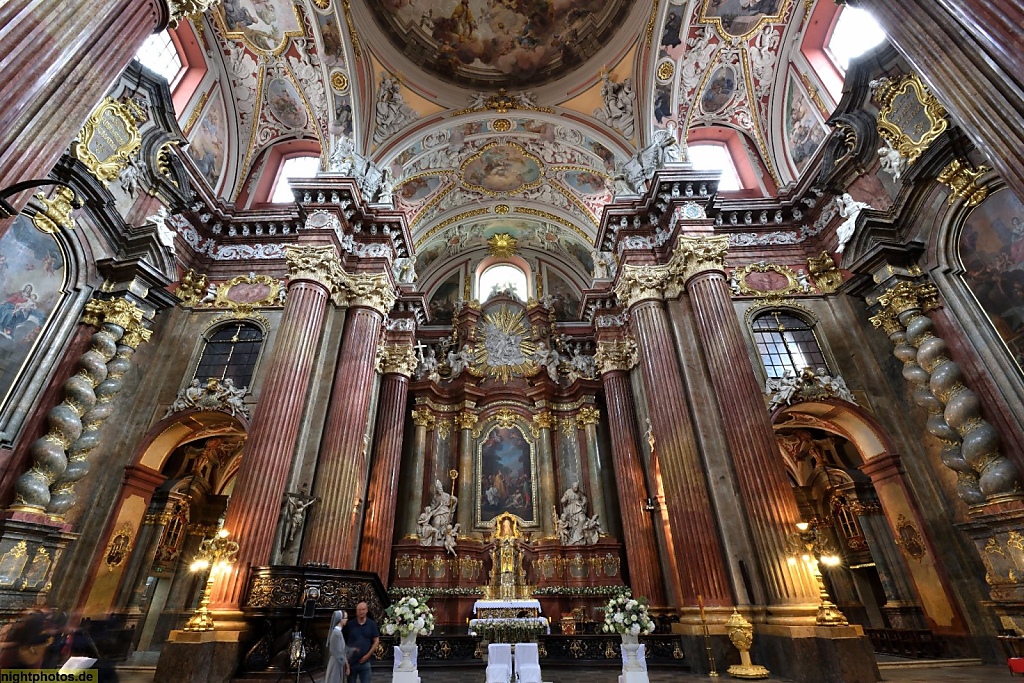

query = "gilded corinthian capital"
[
  {"left": 411, "top": 408, "right": 436, "bottom": 429},
  {"left": 285, "top": 245, "right": 340, "bottom": 289},
  {"left": 167, "top": 0, "right": 223, "bottom": 28},
  {"left": 877, "top": 281, "right": 940, "bottom": 317},
  {"left": 337, "top": 271, "right": 397, "bottom": 315},
  {"left": 614, "top": 264, "right": 669, "bottom": 308},
  {"left": 594, "top": 337, "right": 639, "bottom": 374},
  {"left": 380, "top": 344, "right": 418, "bottom": 377},
  {"left": 82, "top": 297, "right": 145, "bottom": 330},
  {"left": 670, "top": 234, "right": 730, "bottom": 282}
]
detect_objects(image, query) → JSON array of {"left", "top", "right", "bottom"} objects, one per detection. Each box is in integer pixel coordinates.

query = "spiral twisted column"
[
  {"left": 878, "top": 282, "right": 1022, "bottom": 503},
  {"left": 671, "top": 236, "right": 818, "bottom": 620},
  {"left": 11, "top": 298, "right": 143, "bottom": 512},
  {"left": 358, "top": 344, "right": 416, "bottom": 585},
  {"left": 869, "top": 308, "right": 983, "bottom": 505},
  {"left": 595, "top": 337, "right": 666, "bottom": 607},
  {"left": 47, "top": 314, "right": 152, "bottom": 516},
  {"left": 614, "top": 265, "right": 732, "bottom": 607},
  {"left": 211, "top": 245, "right": 337, "bottom": 610},
  {"left": 302, "top": 272, "right": 396, "bottom": 568}
]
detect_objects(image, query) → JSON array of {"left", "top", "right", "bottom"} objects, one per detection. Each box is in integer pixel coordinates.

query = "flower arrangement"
[
  {"left": 533, "top": 585, "right": 623, "bottom": 596},
  {"left": 382, "top": 595, "right": 435, "bottom": 637},
  {"left": 389, "top": 586, "right": 483, "bottom": 598},
  {"left": 600, "top": 589, "right": 655, "bottom": 636}
]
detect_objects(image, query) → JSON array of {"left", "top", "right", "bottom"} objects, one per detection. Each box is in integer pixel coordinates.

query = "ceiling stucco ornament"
[
  {"left": 487, "top": 232, "right": 518, "bottom": 258},
  {"left": 168, "top": 0, "right": 223, "bottom": 28},
  {"left": 365, "top": 0, "right": 634, "bottom": 88}
]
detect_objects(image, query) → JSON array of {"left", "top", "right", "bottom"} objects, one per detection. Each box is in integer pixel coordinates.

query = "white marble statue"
[
  {"left": 877, "top": 141, "right": 908, "bottom": 181},
  {"left": 164, "top": 377, "right": 251, "bottom": 419},
  {"left": 765, "top": 368, "right": 858, "bottom": 412},
  {"left": 593, "top": 250, "right": 610, "bottom": 280},
  {"left": 559, "top": 482, "right": 599, "bottom": 546},
  {"left": 534, "top": 340, "right": 562, "bottom": 383},
  {"left": 593, "top": 72, "right": 635, "bottom": 139},
  {"left": 418, "top": 480, "right": 458, "bottom": 548},
  {"left": 416, "top": 346, "right": 438, "bottom": 380},
  {"left": 567, "top": 348, "right": 597, "bottom": 382},
  {"left": 834, "top": 193, "right": 872, "bottom": 254},
  {"left": 394, "top": 257, "right": 417, "bottom": 284},
  {"left": 765, "top": 371, "right": 801, "bottom": 412},
  {"left": 447, "top": 345, "right": 471, "bottom": 377},
  {"left": 329, "top": 134, "right": 356, "bottom": 175},
  {"left": 218, "top": 378, "right": 248, "bottom": 417},
  {"left": 120, "top": 155, "right": 145, "bottom": 198},
  {"left": 146, "top": 206, "right": 177, "bottom": 254},
  {"left": 377, "top": 167, "right": 395, "bottom": 204},
  {"left": 582, "top": 514, "right": 602, "bottom": 546},
  {"left": 281, "top": 491, "right": 317, "bottom": 550},
  {"left": 443, "top": 523, "right": 461, "bottom": 557}
]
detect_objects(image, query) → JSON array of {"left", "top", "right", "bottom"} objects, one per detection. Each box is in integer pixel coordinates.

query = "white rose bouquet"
[
  {"left": 382, "top": 595, "right": 436, "bottom": 637},
  {"left": 600, "top": 589, "right": 655, "bottom": 636}
]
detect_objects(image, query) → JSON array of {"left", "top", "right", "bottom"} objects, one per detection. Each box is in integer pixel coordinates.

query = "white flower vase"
[
  {"left": 398, "top": 631, "right": 418, "bottom": 671},
  {"left": 619, "top": 633, "right": 649, "bottom": 683}
]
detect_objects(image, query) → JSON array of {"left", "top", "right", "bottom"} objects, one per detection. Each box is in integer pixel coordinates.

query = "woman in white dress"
[{"left": 324, "top": 610, "right": 349, "bottom": 683}]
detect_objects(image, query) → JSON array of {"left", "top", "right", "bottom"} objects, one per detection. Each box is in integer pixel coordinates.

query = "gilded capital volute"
[
  {"left": 594, "top": 337, "right": 639, "bottom": 374},
  {"left": 82, "top": 297, "right": 145, "bottom": 331},
  {"left": 877, "top": 281, "right": 940, "bottom": 318},
  {"left": 411, "top": 407, "right": 436, "bottom": 429},
  {"left": 533, "top": 410, "right": 553, "bottom": 430},
  {"left": 380, "top": 344, "right": 418, "bottom": 377},
  {"left": 285, "top": 245, "right": 340, "bottom": 290},
  {"left": 121, "top": 321, "right": 154, "bottom": 349},
  {"left": 577, "top": 406, "right": 601, "bottom": 425},
  {"left": 869, "top": 308, "right": 903, "bottom": 337},
  {"left": 670, "top": 234, "right": 729, "bottom": 283},
  {"left": 614, "top": 264, "right": 669, "bottom": 308},
  {"left": 337, "top": 271, "right": 397, "bottom": 316},
  {"left": 456, "top": 410, "right": 478, "bottom": 430}
]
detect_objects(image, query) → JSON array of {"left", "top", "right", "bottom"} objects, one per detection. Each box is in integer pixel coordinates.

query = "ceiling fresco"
[
  {"left": 365, "top": 0, "right": 635, "bottom": 88},
  {"left": 173, "top": 0, "right": 850, "bottom": 277}
]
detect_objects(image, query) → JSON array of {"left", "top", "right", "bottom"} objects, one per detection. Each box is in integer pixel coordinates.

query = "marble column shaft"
[
  {"left": 403, "top": 411, "right": 433, "bottom": 536},
  {"left": 0, "top": 0, "right": 168, "bottom": 229},
  {"left": 211, "top": 274, "right": 331, "bottom": 609},
  {"left": 302, "top": 306, "right": 383, "bottom": 567},
  {"left": 855, "top": 510, "right": 924, "bottom": 628},
  {"left": 846, "top": 0, "right": 1024, "bottom": 207},
  {"left": 579, "top": 411, "right": 609, "bottom": 530},
  {"left": 627, "top": 297, "right": 732, "bottom": 606},
  {"left": 455, "top": 414, "right": 476, "bottom": 533},
  {"left": 600, "top": 369, "right": 667, "bottom": 607},
  {"left": 684, "top": 263, "right": 818, "bottom": 611},
  {"left": 120, "top": 513, "right": 170, "bottom": 611},
  {"left": 359, "top": 365, "right": 412, "bottom": 585},
  {"left": 534, "top": 415, "right": 557, "bottom": 537}
]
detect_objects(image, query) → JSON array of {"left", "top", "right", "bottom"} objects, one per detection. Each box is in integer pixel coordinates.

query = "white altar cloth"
[{"left": 472, "top": 599, "right": 542, "bottom": 614}]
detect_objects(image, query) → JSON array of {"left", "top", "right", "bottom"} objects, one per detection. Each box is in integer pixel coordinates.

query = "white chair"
[
  {"left": 514, "top": 642, "right": 542, "bottom": 683},
  {"left": 486, "top": 643, "right": 512, "bottom": 683}
]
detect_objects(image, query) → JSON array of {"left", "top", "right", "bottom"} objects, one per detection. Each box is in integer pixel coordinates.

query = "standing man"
[{"left": 342, "top": 601, "right": 380, "bottom": 683}]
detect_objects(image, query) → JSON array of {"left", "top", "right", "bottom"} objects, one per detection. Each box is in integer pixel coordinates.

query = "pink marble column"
[
  {"left": 595, "top": 340, "right": 667, "bottom": 607},
  {"left": 210, "top": 245, "right": 337, "bottom": 610},
  {"left": 675, "top": 236, "right": 818, "bottom": 621},
  {"left": 615, "top": 268, "right": 733, "bottom": 607},
  {"left": 0, "top": 0, "right": 169, "bottom": 229},
  {"left": 302, "top": 273, "right": 396, "bottom": 568},
  {"left": 358, "top": 345, "right": 416, "bottom": 585}
]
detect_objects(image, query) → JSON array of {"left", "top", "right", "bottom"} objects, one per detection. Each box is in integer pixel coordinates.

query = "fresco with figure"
[
  {"left": 478, "top": 423, "right": 536, "bottom": 526},
  {"left": 187, "top": 91, "right": 227, "bottom": 191},
  {"left": 428, "top": 271, "right": 461, "bottom": 325},
  {"left": 959, "top": 189, "right": 1024, "bottom": 373},
  {"left": 219, "top": 0, "right": 300, "bottom": 52},
  {"left": 701, "top": 0, "right": 786, "bottom": 37},
  {"left": 784, "top": 72, "right": 827, "bottom": 174},
  {"left": 0, "top": 216, "right": 66, "bottom": 412}
]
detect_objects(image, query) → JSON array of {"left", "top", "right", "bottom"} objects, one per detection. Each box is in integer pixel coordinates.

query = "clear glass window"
[
  {"left": 271, "top": 156, "right": 321, "bottom": 203},
  {"left": 688, "top": 143, "right": 742, "bottom": 191},
  {"left": 751, "top": 311, "right": 828, "bottom": 378},
  {"left": 479, "top": 264, "right": 528, "bottom": 302},
  {"left": 193, "top": 322, "right": 264, "bottom": 388},
  {"left": 827, "top": 7, "right": 887, "bottom": 72},
  {"left": 136, "top": 30, "right": 184, "bottom": 84}
]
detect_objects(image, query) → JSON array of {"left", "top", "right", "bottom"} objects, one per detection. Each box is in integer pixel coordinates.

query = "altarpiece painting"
[{"left": 476, "top": 422, "right": 537, "bottom": 527}]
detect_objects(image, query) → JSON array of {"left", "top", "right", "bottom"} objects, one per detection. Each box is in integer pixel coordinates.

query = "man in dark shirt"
[{"left": 341, "top": 601, "right": 380, "bottom": 683}]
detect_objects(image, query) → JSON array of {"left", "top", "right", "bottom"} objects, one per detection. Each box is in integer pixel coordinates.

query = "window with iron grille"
[
  {"left": 193, "top": 322, "right": 264, "bottom": 388},
  {"left": 751, "top": 310, "right": 828, "bottom": 379}
]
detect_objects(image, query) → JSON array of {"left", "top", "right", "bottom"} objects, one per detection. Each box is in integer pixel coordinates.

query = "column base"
[
  {"left": 154, "top": 628, "right": 245, "bottom": 683},
  {"left": 958, "top": 505, "right": 1024, "bottom": 631},
  {"left": 673, "top": 622, "right": 878, "bottom": 683},
  {"left": 880, "top": 602, "right": 927, "bottom": 629},
  {"left": 0, "top": 510, "right": 76, "bottom": 617}
]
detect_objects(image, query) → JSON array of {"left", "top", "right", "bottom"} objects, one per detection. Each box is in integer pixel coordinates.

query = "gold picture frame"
[
  {"left": 875, "top": 72, "right": 948, "bottom": 166},
  {"left": 71, "top": 97, "right": 143, "bottom": 186}
]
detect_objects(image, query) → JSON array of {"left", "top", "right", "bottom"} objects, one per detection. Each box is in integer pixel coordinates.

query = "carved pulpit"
[{"left": 485, "top": 513, "right": 531, "bottom": 601}]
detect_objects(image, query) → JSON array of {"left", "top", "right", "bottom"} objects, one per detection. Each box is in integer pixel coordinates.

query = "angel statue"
[{"left": 834, "top": 193, "right": 872, "bottom": 254}]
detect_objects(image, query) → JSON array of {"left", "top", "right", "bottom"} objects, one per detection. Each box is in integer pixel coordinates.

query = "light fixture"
[
  {"left": 184, "top": 529, "right": 239, "bottom": 632},
  {"left": 785, "top": 520, "right": 847, "bottom": 626}
]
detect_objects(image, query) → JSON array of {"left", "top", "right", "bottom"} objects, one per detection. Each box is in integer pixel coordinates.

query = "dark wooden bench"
[{"left": 865, "top": 628, "right": 943, "bottom": 658}]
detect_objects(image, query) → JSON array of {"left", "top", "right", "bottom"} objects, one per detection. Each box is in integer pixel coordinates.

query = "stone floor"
[{"left": 115, "top": 660, "right": 1011, "bottom": 682}]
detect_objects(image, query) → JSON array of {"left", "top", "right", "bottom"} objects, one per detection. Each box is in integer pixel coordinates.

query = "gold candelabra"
[
  {"left": 183, "top": 529, "right": 239, "bottom": 632},
  {"left": 785, "top": 521, "right": 847, "bottom": 626}
]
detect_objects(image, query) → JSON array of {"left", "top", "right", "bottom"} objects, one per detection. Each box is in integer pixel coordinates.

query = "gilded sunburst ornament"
[
  {"left": 487, "top": 232, "right": 518, "bottom": 258},
  {"left": 470, "top": 306, "right": 538, "bottom": 383}
]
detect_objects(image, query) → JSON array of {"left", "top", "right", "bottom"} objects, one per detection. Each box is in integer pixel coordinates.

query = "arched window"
[
  {"left": 751, "top": 310, "right": 828, "bottom": 379},
  {"left": 689, "top": 143, "right": 742, "bottom": 191},
  {"left": 270, "top": 155, "right": 321, "bottom": 203},
  {"left": 826, "top": 7, "right": 886, "bottom": 73},
  {"left": 479, "top": 263, "right": 528, "bottom": 302},
  {"left": 135, "top": 30, "right": 184, "bottom": 85},
  {"left": 193, "top": 322, "right": 264, "bottom": 388}
]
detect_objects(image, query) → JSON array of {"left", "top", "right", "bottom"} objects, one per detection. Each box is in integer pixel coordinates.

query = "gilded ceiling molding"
[
  {"left": 337, "top": 271, "right": 397, "bottom": 315},
  {"left": 380, "top": 344, "right": 418, "bottom": 377},
  {"left": 285, "top": 245, "right": 341, "bottom": 289},
  {"left": 594, "top": 337, "right": 639, "bottom": 374},
  {"left": 613, "top": 264, "right": 669, "bottom": 308}
]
